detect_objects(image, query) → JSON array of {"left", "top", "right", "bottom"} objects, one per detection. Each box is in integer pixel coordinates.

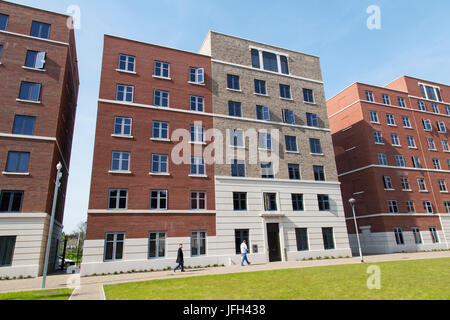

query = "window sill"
[
  {"left": 189, "top": 174, "right": 208, "bottom": 178},
  {"left": 152, "top": 75, "right": 172, "bottom": 81},
  {"left": 440, "top": 191, "right": 449, "bottom": 194},
  {"left": 229, "top": 145, "right": 246, "bottom": 149},
  {"left": 280, "top": 97, "right": 293, "bottom": 101},
  {"left": 304, "top": 101, "right": 316, "bottom": 105},
  {"left": 286, "top": 150, "right": 299, "bottom": 154},
  {"left": 190, "top": 141, "right": 207, "bottom": 145},
  {"left": 419, "top": 190, "right": 429, "bottom": 193},
  {"left": 16, "top": 99, "right": 41, "bottom": 104},
  {"left": 403, "top": 126, "right": 413, "bottom": 130},
  {"left": 108, "top": 170, "right": 132, "bottom": 175},
  {"left": 2, "top": 172, "right": 30, "bottom": 176},
  {"left": 111, "top": 134, "right": 134, "bottom": 139},
  {"left": 310, "top": 153, "right": 324, "bottom": 156},
  {"left": 22, "top": 66, "right": 46, "bottom": 72},
  {"left": 227, "top": 88, "right": 243, "bottom": 93},
  {"left": 254, "top": 93, "right": 269, "bottom": 97},
  {"left": 371, "top": 121, "right": 381, "bottom": 125},
  {"left": 116, "top": 69, "right": 137, "bottom": 75},
  {"left": 374, "top": 142, "right": 385, "bottom": 145},
  {"left": 384, "top": 189, "right": 395, "bottom": 191},
  {"left": 408, "top": 146, "right": 418, "bottom": 149},
  {"left": 393, "top": 145, "right": 402, "bottom": 148},
  {"left": 150, "top": 173, "right": 171, "bottom": 176},
  {"left": 444, "top": 150, "right": 450, "bottom": 153},
  {"left": 258, "top": 148, "right": 272, "bottom": 151},
  {"left": 188, "top": 81, "right": 205, "bottom": 86},
  {"left": 387, "top": 124, "right": 397, "bottom": 127},
  {"left": 428, "top": 149, "right": 438, "bottom": 152},
  {"left": 151, "top": 138, "right": 171, "bottom": 142}
]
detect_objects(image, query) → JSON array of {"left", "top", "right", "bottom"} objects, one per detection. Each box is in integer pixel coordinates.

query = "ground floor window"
[
  {"left": 235, "top": 229, "right": 249, "bottom": 254},
  {"left": 148, "top": 232, "right": 166, "bottom": 259},
  {"left": 394, "top": 228, "right": 404, "bottom": 245},
  {"left": 295, "top": 228, "right": 309, "bottom": 251},
  {"left": 291, "top": 194, "right": 304, "bottom": 211},
  {"left": 191, "top": 231, "right": 206, "bottom": 256},
  {"left": 0, "top": 236, "right": 16, "bottom": 267},
  {"left": 322, "top": 228, "right": 335, "bottom": 250},
  {"left": 429, "top": 227, "right": 439, "bottom": 243},
  {"left": 104, "top": 232, "right": 125, "bottom": 261},
  {"left": 412, "top": 227, "right": 422, "bottom": 244}
]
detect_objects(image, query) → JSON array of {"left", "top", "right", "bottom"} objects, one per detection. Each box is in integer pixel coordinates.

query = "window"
[
  {"left": 104, "top": 233, "right": 124, "bottom": 261},
  {"left": 388, "top": 200, "right": 399, "bottom": 213},
  {"left": 314, "top": 166, "right": 325, "bottom": 181},
  {"left": 154, "top": 90, "right": 169, "bottom": 107},
  {"left": 0, "top": 14, "right": 8, "bottom": 31},
  {"left": 116, "top": 84, "right": 134, "bottom": 102},
  {"left": 118, "top": 54, "right": 135, "bottom": 72},
  {"left": 108, "top": 189, "right": 127, "bottom": 210},
  {"left": 423, "top": 201, "right": 433, "bottom": 214},
  {"left": 228, "top": 101, "right": 242, "bottom": 117},
  {"left": 439, "top": 179, "right": 447, "bottom": 192},
  {"left": 233, "top": 192, "right": 247, "bottom": 211},
  {"left": 0, "top": 191, "right": 24, "bottom": 212},
  {"left": 382, "top": 94, "right": 390, "bottom": 105},
  {"left": 369, "top": 111, "right": 379, "bottom": 123},
  {"left": 406, "top": 200, "right": 415, "bottom": 213},
  {"left": 445, "top": 201, "right": 450, "bottom": 214},
  {"left": 365, "top": 91, "right": 374, "bottom": 102},
  {"left": 306, "top": 113, "right": 319, "bottom": 127},
  {"left": 191, "top": 231, "right": 206, "bottom": 256},
  {"left": 152, "top": 121, "right": 169, "bottom": 140},
  {"left": 446, "top": 106, "right": 450, "bottom": 116},
  {"left": 251, "top": 49, "right": 260, "bottom": 68},
  {"left": 432, "top": 104, "right": 439, "bottom": 114},
  {"left": 150, "top": 190, "right": 168, "bottom": 210},
  {"left": 151, "top": 154, "right": 168, "bottom": 174},
  {"left": 420, "top": 84, "right": 442, "bottom": 102},
  {"left": 190, "top": 96, "right": 204, "bottom": 112},
  {"left": 378, "top": 153, "right": 387, "bottom": 166},
  {"left": 383, "top": 176, "right": 394, "bottom": 190},
  {"left": 0, "top": 45, "right": 2, "bottom": 58},
  {"left": 322, "top": 228, "right": 335, "bottom": 250},
  {"left": 395, "top": 155, "right": 405, "bottom": 167},
  {"left": 288, "top": 164, "right": 301, "bottom": 180},
  {"left": 190, "top": 157, "right": 205, "bottom": 176},
  {"left": 391, "top": 134, "right": 400, "bottom": 146},
  {"left": 386, "top": 114, "right": 395, "bottom": 126},
  {"left": 442, "top": 140, "right": 450, "bottom": 152},
  {"left": 261, "top": 162, "right": 274, "bottom": 179},
  {"left": 309, "top": 138, "right": 322, "bottom": 154},
  {"left": 189, "top": 67, "right": 204, "bottom": 84},
  {"left": 259, "top": 133, "right": 272, "bottom": 150},
  {"left": 432, "top": 158, "right": 441, "bottom": 170},
  {"left": 292, "top": 194, "right": 304, "bottom": 211},
  {"left": 148, "top": 232, "right": 166, "bottom": 259},
  {"left": 231, "top": 160, "right": 245, "bottom": 177},
  {"left": 154, "top": 61, "right": 170, "bottom": 78},
  {"left": 418, "top": 101, "right": 427, "bottom": 111},
  {"left": 254, "top": 80, "right": 266, "bottom": 95},
  {"left": 407, "top": 136, "right": 416, "bottom": 148},
  {"left": 251, "top": 49, "right": 288, "bottom": 74},
  {"left": 262, "top": 51, "right": 278, "bottom": 72},
  {"left": 427, "top": 138, "right": 436, "bottom": 150},
  {"left": 417, "top": 178, "right": 427, "bottom": 191},
  {"left": 295, "top": 228, "right": 309, "bottom": 251},
  {"left": 190, "top": 191, "right": 206, "bottom": 210},
  {"left": 19, "top": 82, "right": 41, "bottom": 101},
  {"left": 412, "top": 156, "right": 422, "bottom": 168},
  {"left": 256, "top": 105, "right": 270, "bottom": 121},
  {"left": 5, "top": 151, "right": 30, "bottom": 173},
  {"left": 190, "top": 125, "right": 204, "bottom": 143},
  {"left": 235, "top": 230, "right": 249, "bottom": 254},
  {"left": 398, "top": 97, "right": 406, "bottom": 108},
  {"left": 0, "top": 236, "right": 16, "bottom": 267},
  {"left": 374, "top": 131, "right": 383, "bottom": 144},
  {"left": 13, "top": 115, "right": 35, "bottom": 135},
  {"left": 280, "top": 55, "right": 289, "bottom": 74},
  {"left": 263, "top": 193, "right": 277, "bottom": 211},
  {"left": 114, "top": 117, "right": 132, "bottom": 136},
  {"left": 111, "top": 151, "right": 130, "bottom": 172},
  {"left": 24, "top": 50, "right": 46, "bottom": 69},
  {"left": 401, "top": 177, "right": 411, "bottom": 191},
  {"left": 303, "top": 89, "right": 314, "bottom": 103},
  {"left": 280, "top": 84, "right": 291, "bottom": 99},
  {"left": 318, "top": 195, "right": 330, "bottom": 211},
  {"left": 230, "top": 129, "right": 244, "bottom": 147},
  {"left": 227, "top": 74, "right": 240, "bottom": 90},
  {"left": 285, "top": 136, "right": 298, "bottom": 152},
  {"left": 429, "top": 227, "right": 439, "bottom": 243},
  {"left": 394, "top": 228, "right": 404, "bottom": 245},
  {"left": 437, "top": 121, "right": 446, "bottom": 133},
  {"left": 30, "top": 21, "right": 51, "bottom": 39},
  {"left": 402, "top": 116, "right": 411, "bottom": 128},
  {"left": 282, "top": 109, "right": 295, "bottom": 124}
]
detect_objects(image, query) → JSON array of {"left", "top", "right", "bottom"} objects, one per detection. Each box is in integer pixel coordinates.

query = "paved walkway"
[{"left": 0, "top": 251, "right": 449, "bottom": 300}]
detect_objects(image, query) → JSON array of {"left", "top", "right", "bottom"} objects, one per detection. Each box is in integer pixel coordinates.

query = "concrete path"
[{"left": 0, "top": 250, "right": 449, "bottom": 300}]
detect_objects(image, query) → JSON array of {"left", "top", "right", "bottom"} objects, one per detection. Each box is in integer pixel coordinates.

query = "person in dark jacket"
[{"left": 174, "top": 243, "right": 184, "bottom": 272}]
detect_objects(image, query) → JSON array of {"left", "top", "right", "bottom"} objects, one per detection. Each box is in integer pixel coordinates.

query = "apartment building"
[
  {"left": 327, "top": 76, "right": 450, "bottom": 254},
  {"left": 0, "top": 1, "right": 79, "bottom": 277},
  {"left": 82, "top": 32, "right": 351, "bottom": 275}
]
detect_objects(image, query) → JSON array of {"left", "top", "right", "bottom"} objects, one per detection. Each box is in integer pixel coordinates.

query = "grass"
[
  {"left": 0, "top": 288, "right": 73, "bottom": 300},
  {"left": 104, "top": 258, "right": 450, "bottom": 300}
]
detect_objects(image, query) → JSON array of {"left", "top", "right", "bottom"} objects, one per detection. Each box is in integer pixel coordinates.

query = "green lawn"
[
  {"left": 104, "top": 258, "right": 450, "bottom": 300},
  {"left": 0, "top": 288, "right": 73, "bottom": 300}
]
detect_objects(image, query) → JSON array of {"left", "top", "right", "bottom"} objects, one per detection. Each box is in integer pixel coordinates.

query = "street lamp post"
[
  {"left": 42, "top": 162, "right": 63, "bottom": 288},
  {"left": 349, "top": 198, "right": 364, "bottom": 263}
]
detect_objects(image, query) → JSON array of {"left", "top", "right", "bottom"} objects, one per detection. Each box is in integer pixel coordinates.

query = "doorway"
[{"left": 266, "top": 223, "right": 281, "bottom": 262}]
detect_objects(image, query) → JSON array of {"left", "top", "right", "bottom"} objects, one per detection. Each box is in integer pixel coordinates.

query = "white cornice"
[
  {"left": 345, "top": 213, "right": 444, "bottom": 220},
  {"left": 88, "top": 209, "right": 216, "bottom": 214},
  {"left": 0, "top": 30, "right": 69, "bottom": 46},
  {"left": 215, "top": 175, "right": 341, "bottom": 186},
  {"left": 338, "top": 164, "right": 450, "bottom": 178}
]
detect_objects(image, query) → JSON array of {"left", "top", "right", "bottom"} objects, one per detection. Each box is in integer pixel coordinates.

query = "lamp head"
[
  {"left": 349, "top": 198, "right": 356, "bottom": 206},
  {"left": 56, "top": 162, "right": 62, "bottom": 171}
]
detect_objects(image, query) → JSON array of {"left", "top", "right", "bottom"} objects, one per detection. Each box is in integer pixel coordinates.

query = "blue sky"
[{"left": 10, "top": 0, "right": 450, "bottom": 233}]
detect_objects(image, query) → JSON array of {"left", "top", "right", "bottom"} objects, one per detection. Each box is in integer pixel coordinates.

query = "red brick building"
[
  {"left": 327, "top": 76, "right": 450, "bottom": 254},
  {"left": 82, "top": 35, "right": 216, "bottom": 274},
  {"left": 0, "top": 1, "right": 79, "bottom": 277}
]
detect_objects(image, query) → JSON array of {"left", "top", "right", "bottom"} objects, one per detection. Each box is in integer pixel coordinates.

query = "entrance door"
[{"left": 266, "top": 223, "right": 281, "bottom": 262}]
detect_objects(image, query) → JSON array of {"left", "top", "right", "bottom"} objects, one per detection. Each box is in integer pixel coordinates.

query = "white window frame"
[
  {"left": 369, "top": 111, "right": 379, "bottom": 123},
  {"left": 114, "top": 117, "right": 132, "bottom": 136},
  {"left": 386, "top": 114, "right": 396, "bottom": 126},
  {"left": 378, "top": 153, "right": 387, "bottom": 166},
  {"left": 154, "top": 61, "right": 170, "bottom": 79},
  {"left": 439, "top": 179, "right": 447, "bottom": 192},
  {"left": 391, "top": 133, "right": 400, "bottom": 146},
  {"left": 190, "top": 191, "right": 206, "bottom": 210},
  {"left": 154, "top": 89, "right": 169, "bottom": 107},
  {"left": 417, "top": 178, "right": 427, "bottom": 192},
  {"left": 111, "top": 151, "right": 130, "bottom": 172},
  {"left": 118, "top": 54, "right": 135, "bottom": 72},
  {"left": 388, "top": 200, "right": 399, "bottom": 214},
  {"left": 424, "top": 201, "right": 434, "bottom": 214},
  {"left": 406, "top": 201, "right": 415, "bottom": 213},
  {"left": 382, "top": 94, "right": 390, "bottom": 105},
  {"left": 401, "top": 177, "right": 411, "bottom": 191},
  {"left": 150, "top": 190, "right": 168, "bottom": 210}
]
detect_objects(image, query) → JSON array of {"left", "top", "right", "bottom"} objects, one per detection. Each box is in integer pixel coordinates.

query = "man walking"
[
  {"left": 240, "top": 240, "right": 251, "bottom": 266},
  {"left": 174, "top": 243, "right": 185, "bottom": 272}
]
